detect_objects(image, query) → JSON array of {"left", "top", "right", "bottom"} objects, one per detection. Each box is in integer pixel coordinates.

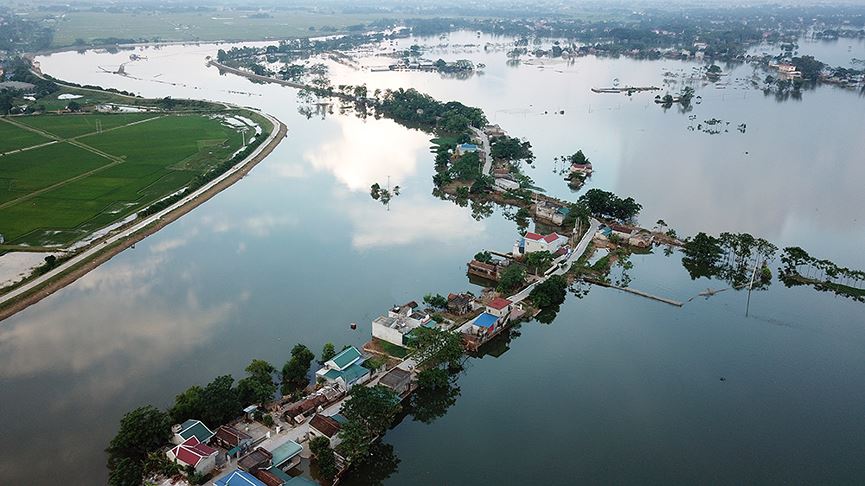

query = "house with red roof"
[
  {"left": 166, "top": 436, "right": 218, "bottom": 475},
  {"left": 522, "top": 232, "right": 568, "bottom": 254},
  {"left": 485, "top": 297, "right": 513, "bottom": 318}
]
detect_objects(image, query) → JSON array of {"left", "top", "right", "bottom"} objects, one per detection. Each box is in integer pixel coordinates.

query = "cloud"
[{"left": 267, "top": 162, "right": 306, "bottom": 179}]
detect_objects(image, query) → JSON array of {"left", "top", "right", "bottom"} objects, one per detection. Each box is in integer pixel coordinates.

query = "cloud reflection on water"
[
  {"left": 303, "top": 115, "right": 431, "bottom": 191},
  {"left": 0, "top": 255, "right": 247, "bottom": 408}
]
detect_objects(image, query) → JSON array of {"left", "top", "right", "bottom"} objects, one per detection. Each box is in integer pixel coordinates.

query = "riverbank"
[{"left": 0, "top": 110, "right": 286, "bottom": 322}]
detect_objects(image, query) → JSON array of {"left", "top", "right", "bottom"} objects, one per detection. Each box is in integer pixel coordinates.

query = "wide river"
[{"left": 2, "top": 32, "right": 864, "bottom": 484}]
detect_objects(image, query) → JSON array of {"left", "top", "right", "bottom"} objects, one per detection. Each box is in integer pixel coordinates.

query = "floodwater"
[{"left": 1, "top": 32, "right": 863, "bottom": 484}]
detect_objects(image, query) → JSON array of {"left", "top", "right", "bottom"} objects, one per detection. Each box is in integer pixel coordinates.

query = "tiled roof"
[
  {"left": 216, "top": 469, "right": 267, "bottom": 486},
  {"left": 270, "top": 440, "right": 303, "bottom": 467},
  {"left": 379, "top": 367, "right": 412, "bottom": 390},
  {"left": 215, "top": 425, "right": 251, "bottom": 447},
  {"left": 309, "top": 414, "right": 341, "bottom": 438},
  {"left": 253, "top": 469, "right": 284, "bottom": 486},
  {"left": 487, "top": 297, "right": 512, "bottom": 310},
  {"left": 542, "top": 233, "right": 561, "bottom": 243},
  {"left": 524, "top": 232, "right": 543, "bottom": 241},
  {"left": 238, "top": 448, "right": 272, "bottom": 471},
  {"left": 330, "top": 346, "right": 362, "bottom": 370},
  {"left": 170, "top": 437, "right": 216, "bottom": 467},
  {"left": 324, "top": 362, "right": 370, "bottom": 384},
  {"left": 178, "top": 419, "right": 215, "bottom": 443}
]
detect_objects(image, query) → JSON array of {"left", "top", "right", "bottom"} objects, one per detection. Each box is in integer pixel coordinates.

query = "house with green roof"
[
  {"left": 315, "top": 346, "right": 371, "bottom": 391},
  {"left": 171, "top": 419, "right": 215, "bottom": 445},
  {"left": 269, "top": 439, "right": 303, "bottom": 469}
]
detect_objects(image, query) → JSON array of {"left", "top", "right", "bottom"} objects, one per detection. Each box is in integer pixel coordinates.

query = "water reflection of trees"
[
  {"left": 778, "top": 247, "right": 865, "bottom": 303},
  {"left": 340, "top": 442, "right": 401, "bottom": 486},
  {"left": 682, "top": 232, "right": 777, "bottom": 290},
  {"left": 407, "top": 366, "right": 463, "bottom": 424}
]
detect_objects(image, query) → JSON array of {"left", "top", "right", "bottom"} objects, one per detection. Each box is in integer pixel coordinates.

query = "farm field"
[
  {"left": 0, "top": 121, "right": 53, "bottom": 153},
  {"left": 14, "top": 113, "right": 159, "bottom": 139},
  {"left": 0, "top": 112, "right": 251, "bottom": 247},
  {"left": 44, "top": 11, "right": 401, "bottom": 46}
]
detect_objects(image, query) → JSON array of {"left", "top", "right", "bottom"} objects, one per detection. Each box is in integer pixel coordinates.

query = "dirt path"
[{"left": 0, "top": 115, "right": 287, "bottom": 322}]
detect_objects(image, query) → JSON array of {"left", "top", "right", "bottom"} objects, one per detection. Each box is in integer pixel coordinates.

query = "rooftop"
[
  {"left": 215, "top": 425, "right": 251, "bottom": 447},
  {"left": 238, "top": 448, "right": 272, "bottom": 471},
  {"left": 524, "top": 232, "right": 543, "bottom": 241},
  {"left": 487, "top": 297, "right": 512, "bottom": 310},
  {"left": 473, "top": 312, "right": 499, "bottom": 329},
  {"left": 215, "top": 469, "right": 266, "bottom": 486},
  {"left": 323, "top": 362, "right": 370, "bottom": 384},
  {"left": 177, "top": 419, "right": 214, "bottom": 443},
  {"left": 330, "top": 346, "right": 362, "bottom": 370},
  {"left": 379, "top": 367, "right": 412, "bottom": 389},
  {"left": 309, "top": 414, "right": 342, "bottom": 438},
  {"left": 270, "top": 439, "right": 303, "bottom": 467},
  {"left": 170, "top": 437, "right": 217, "bottom": 467},
  {"left": 543, "top": 233, "right": 562, "bottom": 243}
]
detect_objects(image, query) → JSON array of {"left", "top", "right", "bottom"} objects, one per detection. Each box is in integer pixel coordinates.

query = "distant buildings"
[
  {"left": 315, "top": 346, "right": 371, "bottom": 391},
  {"left": 467, "top": 257, "right": 512, "bottom": 282},
  {"left": 484, "top": 124, "right": 506, "bottom": 138},
  {"left": 456, "top": 142, "right": 479, "bottom": 156},
  {"left": 534, "top": 200, "right": 571, "bottom": 225},
  {"left": 494, "top": 177, "right": 520, "bottom": 191},
  {"left": 595, "top": 223, "right": 654, "bottom": 248}
]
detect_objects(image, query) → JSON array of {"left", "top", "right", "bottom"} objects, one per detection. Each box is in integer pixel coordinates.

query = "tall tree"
[
  {"left": 201, "top": 375, "right": 240, "bottom": 426},
  {"left": 169, "top": 385, "right": 205, "bottom": 425},
  {"left": 282, "top": 344, "right": 315, "bottom": 392},
  {"left": 106, "top": 406, "right": 171, "bottom": 473},
  {"left": 337, "top": 385, "right": 400, "bottom": 461},
  {"left": 319, "top": 342, "right": 337, "bottom": 364}
]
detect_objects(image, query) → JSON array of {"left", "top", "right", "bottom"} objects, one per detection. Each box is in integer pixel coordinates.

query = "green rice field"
[{"left": 0, "top": 112, "right": 252, "bottom": 247}]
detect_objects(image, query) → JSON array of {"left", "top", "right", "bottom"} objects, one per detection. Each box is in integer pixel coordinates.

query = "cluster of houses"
[
  {"left": 164, "top": 418, "right": 307, "bottom": 486},
  {"left": 457, "top": 296, "right": 522, "bottom": 351},
  {"left": 371, "top": 301, "right": 436, "bottom": 347},
  {"left": 159, "top": 344, "right": 389, "bottom": 486},
  {"left": 534, "top": 199, "right": 571, "bottom": 226},
  {"left": 594, "top": 223, "right": 654, "bottom": 248}
]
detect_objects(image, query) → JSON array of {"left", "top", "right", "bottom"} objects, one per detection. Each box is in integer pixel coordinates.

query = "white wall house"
[
  {"left": 523, "top": 232, "right": 567, "bottom": 254},
  {"left": 494, "top": 178, "right": 520, "bottom": 191},
  {"left": 371, "top": 302, "right": 431, "bottom": 346}
]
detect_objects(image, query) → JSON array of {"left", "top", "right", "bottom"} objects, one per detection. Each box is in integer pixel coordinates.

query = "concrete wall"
[{"left": 372, "top": 321, "right": 406, "bottom": 346}]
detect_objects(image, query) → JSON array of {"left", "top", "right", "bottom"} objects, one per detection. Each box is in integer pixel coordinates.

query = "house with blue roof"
[
  {"left": 456, "top": 142, "right": 479, "bottom": 156},
  {"left": 215, "top": 469, "right": 266, "bottom": 486},
  {"left": 315, "top": 346, "right": 371, "bottom": 391}
]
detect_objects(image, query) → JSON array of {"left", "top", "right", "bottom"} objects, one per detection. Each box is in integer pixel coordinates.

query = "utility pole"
[{"left": 745, "top": 256, "right": 760, "bottom": 317}]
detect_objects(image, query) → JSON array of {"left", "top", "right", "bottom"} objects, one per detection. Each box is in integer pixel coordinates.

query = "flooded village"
[{"left": 2, "top": 3, "right": 865, "bottom": 485}]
